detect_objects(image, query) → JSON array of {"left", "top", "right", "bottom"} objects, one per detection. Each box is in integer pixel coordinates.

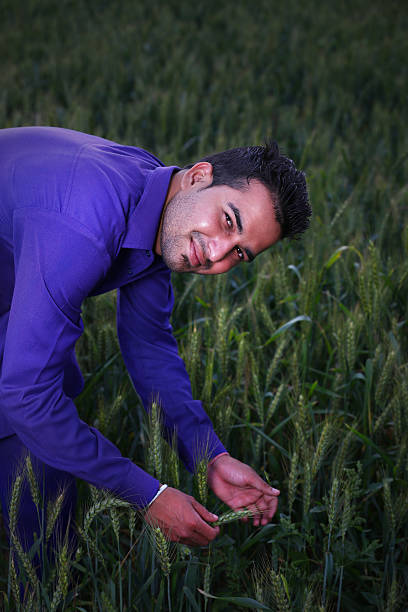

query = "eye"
[
  {"left": 235, "top": 246, "right": 244, "bottom": 260},
  {"left": 225, "top": 212, "right": 233, "bottom": 229}
]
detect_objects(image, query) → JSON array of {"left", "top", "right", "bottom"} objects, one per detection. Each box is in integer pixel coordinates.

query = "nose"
[{"left": 207, "top": 237, "right": 233, "bottom": 263}]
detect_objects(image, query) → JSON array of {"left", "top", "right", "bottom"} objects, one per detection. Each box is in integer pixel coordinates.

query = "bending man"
[{"left": 0, "top": 127, "right": 311, "bottom": 549}]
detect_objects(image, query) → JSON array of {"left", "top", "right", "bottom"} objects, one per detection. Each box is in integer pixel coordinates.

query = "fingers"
[
  {"left": 184, "top": 523, "right": 220, "bottom": 547},
  {"left": 246, "top": 467, "right": 281, "bottom": 500},
  {"left": 254, "top": 495, "right": 279, "bottom": 526},
  {"left": 172, "top": 513, "right": 219, "bottom": 547},
  {"left": 242, "top": 477, "right": 280, "bottom": 526},
  {"left": 190, "top": 499, "right": 220, "bottom": 542},
  {"left": 192, "top": 499, "right": 218, "bottom": 524},
  {"left": 158, "top": 517, "right": 219, "bottom": 547},
  {"left": 145, "top": 487, "right": 219, "bottom": 547},
  {"left": 235, "top": 491, "right": 279, "bottom": 526},
  {"left": 240, "top": 462, "right": 280, "bottom": 495},
  {"left": 252, "top": 473, "right": 280, "bottom": 498}
]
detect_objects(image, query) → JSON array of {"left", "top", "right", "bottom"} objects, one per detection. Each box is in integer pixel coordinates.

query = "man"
[{"left": 0, "top": 127, "right": 311, "bottom": 551}]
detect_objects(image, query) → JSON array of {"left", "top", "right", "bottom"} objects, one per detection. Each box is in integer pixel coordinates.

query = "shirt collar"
[{"left": 122, "top": 165, "right": 179, "bottom": 250}]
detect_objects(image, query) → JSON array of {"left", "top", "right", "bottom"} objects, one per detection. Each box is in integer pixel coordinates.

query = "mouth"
[{"left": 190, "top": 236, "right": 203, "bottom": 267}]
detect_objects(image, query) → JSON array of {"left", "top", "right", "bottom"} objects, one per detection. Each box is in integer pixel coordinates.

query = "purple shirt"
[{"left": 0, "top": 127, "right": 226, "bottom": 508}]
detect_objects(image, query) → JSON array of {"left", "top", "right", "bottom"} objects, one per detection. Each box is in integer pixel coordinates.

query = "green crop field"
[{"left": 1, "top": 0, "right": 407, "bottom": 609}]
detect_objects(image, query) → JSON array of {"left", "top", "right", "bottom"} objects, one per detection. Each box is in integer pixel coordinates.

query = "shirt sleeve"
[
  {"left": 117, "top": 264, "right": 227, "bottom": 473},
  {"left": 0, "top": 208, "right": 159, "bottom": 508}
]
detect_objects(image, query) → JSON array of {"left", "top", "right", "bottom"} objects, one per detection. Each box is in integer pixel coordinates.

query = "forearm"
[
  {"left": 118, "top": 280, "right": 227, "bottom": 472},
  {"left": 120, "top": 338, "right": 227, "bottom": 470}
]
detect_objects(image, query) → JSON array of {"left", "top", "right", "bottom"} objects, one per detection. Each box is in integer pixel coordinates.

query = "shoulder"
[{"left": 64, "top": 140, "right": 164, "bottom": 258}]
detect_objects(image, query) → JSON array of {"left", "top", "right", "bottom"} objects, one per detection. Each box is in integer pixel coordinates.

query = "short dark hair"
[{"left": 186, "top": 141, "right": 311, "bottom": 240}]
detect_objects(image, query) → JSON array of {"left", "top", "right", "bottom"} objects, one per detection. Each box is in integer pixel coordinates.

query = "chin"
[
  {"left": 161, "top": 239, "right": 192, "bottom": 273},
  {"left": 163, "top": 254, "right": 191, "bottom": 274}
]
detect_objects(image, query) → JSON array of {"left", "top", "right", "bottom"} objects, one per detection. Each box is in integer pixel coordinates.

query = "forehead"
[
  {"left": 213, "top": 178, "right": 274, "bottom": 209},
  {"left": 217, "top": 180, "right": 281, "bottom": 245}
]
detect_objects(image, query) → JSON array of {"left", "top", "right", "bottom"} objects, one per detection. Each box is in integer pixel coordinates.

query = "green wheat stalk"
[
  {"left": 83, "top": 497, "right": 130, "bottom": 535},
  {"left": 288, "top": 451, "right": 298, "bottom": 517},
  {"left": 270, "top": 568, "right": 290, "bottom": 612},
  {"left": 212, "top": 508, "right": 253, "bottom": 525},
  {"left": 25, "top": 455, "right": 40, "bottom": 511},
  {"left": 50, "top": 540, "right": 70, "bottom": 612},
  {"left": 311, "top": 420, "right": 333, "bottom": 478},
  {"left": 375, "top": 350, "right": 395, "bottom": 406},
  {"left": 195, "top": 457, "right": 209, "bottom": 506},
  {"left": 265, "top": 383, "right": 285, "bottom": 427},
  {"left": 148, "top": 399, "right": 163, "bottom": 481},
  {"left": 9, "top": 555, "right": 20, "bottom": 610},
  {"left": 265, "top": 338, "right": 287, "bottom": 392},
  {"left": 46, "top": 491, "right": 65, "bottom": 543}
]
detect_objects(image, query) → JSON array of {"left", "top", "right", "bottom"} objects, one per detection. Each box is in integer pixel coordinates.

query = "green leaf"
[
  {"left": 133, "top": 570, "right": 158, "bottom": 604},
  {"left": 232, "top": 412, "right": 290, "bottom": 457},
  {"left": 307, "top": 380, "right": 318, "bottom": 398},
  {"left": 197, "top": 590, "right": 272, "bottom": 610},
  {"left": 280, "top": 574, "right": 290, "bottom": 601},
  {"left": 324, "top": 245, "right": 363, "bottom": 269},
  {"left": 154, "top": 579, "right": 164, "bottom": 612},
  {"left": 361, "top": 591, "right": 381, "bottom": 605},
  {"left": 288, "top": 263, "right": 302, "bottom": 281},
  {"left": 240, "top": 524, "right": 276, "bottom": 552},
  {"left": 310, "top": 505, "right": 326, "bottom": 513},
  {"left": 346, "top": 425, "right": 394, "bottom": 468},
  {"left": 195, "top": 295, "right": 211, "bottom": 308},
  {"left": 324, "top": 246, "right": 350, "bottom": 269},
  {"left": 183, "top": 587, "right": 202, "bottom": 612},
  {"left": 79, "top": 351, "right": 120, "bottom": 401},
  {"left": 263, "top": 315, "right": 312, "bottom": 347},
  {"left": 304, "top": 382, "right": 342, "bottom": 399}
]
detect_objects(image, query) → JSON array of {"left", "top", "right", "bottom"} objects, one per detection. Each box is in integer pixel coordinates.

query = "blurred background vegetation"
[{"left": 1, "top": 0, "right": 407, "bottom": 610}]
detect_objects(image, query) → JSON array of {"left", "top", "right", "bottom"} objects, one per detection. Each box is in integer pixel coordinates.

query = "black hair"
[{"left": 186, "top": 141, "right": 311, "bottom": 240}]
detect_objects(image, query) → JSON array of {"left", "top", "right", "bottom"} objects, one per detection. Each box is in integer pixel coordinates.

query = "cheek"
[{"left": 195, "top": 217, "right": 216, "bottom": 234}]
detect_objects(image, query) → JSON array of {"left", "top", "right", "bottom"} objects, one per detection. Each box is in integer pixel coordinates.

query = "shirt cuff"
[
  {"left": 112, "top": 460, "right": 160, "bottom": 509},
  {"left": 208, "top": 451, "right": 230, "bottom": 467},
  {"left": 146, "top": 484, "right": 168, "bottom": 508}
]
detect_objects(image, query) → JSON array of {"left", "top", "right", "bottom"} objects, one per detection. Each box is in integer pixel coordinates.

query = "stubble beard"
[
  {"left": 159, "top": 191, "right": 196, "bottom": 273},
  {"left": 161, "top": 234, "right": 193, "bottom": 273}
]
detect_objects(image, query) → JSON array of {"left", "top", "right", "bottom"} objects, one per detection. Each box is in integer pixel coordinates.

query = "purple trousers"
[{"left": 0, "top": 434, "right": 77, "bottom": 566}]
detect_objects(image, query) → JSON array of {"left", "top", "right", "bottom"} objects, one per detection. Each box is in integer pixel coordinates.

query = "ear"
[{"left": 180, "top": 162, "right": 213, "bottom": 190}]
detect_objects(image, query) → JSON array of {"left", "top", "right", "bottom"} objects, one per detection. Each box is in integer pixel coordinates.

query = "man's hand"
[
  {"left": 145, "top": 486, "right": 220, "bottom": 546},
  {"left": 207, "top": 455, "right": 280, "bottom": 526}
]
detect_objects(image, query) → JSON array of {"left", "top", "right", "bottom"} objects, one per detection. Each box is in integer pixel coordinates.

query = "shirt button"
[
  {"left": 128, "top": 267, "right": 133, "bottom": 275},
  {"left": 145, "top": 250, "right": 151, "bottom": 257}
]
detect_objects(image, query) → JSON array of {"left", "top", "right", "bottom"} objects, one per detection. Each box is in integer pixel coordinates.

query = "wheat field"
[{"left": 1, "top": 0, "right": 407, "bottom": 609}]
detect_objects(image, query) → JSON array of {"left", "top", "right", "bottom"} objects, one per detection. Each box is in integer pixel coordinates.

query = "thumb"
[{"left": 191, "top": 499, "right": 218, "bottom": 523}]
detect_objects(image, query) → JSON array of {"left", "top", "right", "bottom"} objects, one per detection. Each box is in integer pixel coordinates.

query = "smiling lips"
[{"left": 190, "top": 236, "right": 204, "bottom": 267}]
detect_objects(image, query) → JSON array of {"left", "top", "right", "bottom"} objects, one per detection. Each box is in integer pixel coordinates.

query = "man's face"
[{"left": 157, "top": 163, "right": 282, "bottom": 275}]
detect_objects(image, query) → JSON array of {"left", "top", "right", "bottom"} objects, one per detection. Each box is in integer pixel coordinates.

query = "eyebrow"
[
  {"left": 227, "top": 202, "right": 255, "bottom": 262},
  {"left": 245, "top": 248, "right": 255, "bottom": 262},
  {"left": 228, "top": 202, "right": 243, "bottom": 233}
]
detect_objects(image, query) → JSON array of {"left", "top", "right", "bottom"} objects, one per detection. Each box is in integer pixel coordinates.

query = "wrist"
[
  {"left": 208, "top": 452, "right": 229, "bottom": 468},
  {"left": 146, "top": 483, "right": 168, "bottom": 508}
]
